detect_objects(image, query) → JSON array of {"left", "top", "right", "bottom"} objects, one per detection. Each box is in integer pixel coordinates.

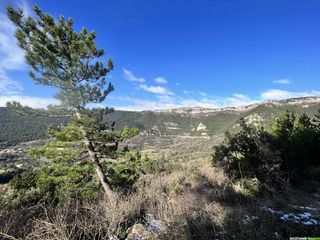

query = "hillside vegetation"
[
  {"left": 1, "top": 107, "right": 320, "bottom": 239},
  {"left": 107, "top": 99, "right": 320, "bottom": 136},
  {"left": 1, "top": 98, "right": 320, "bottom": 149},
  {"left": 0, "top": 108, "right": 68, "bottom": 149}
]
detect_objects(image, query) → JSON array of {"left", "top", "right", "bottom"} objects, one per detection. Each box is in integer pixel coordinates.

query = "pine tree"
[{"left": 7, "top": 5, "right": 117, "bottom": 202}]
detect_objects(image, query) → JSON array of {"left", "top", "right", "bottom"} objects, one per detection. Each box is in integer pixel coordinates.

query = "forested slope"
[{"left": 0, "top": 108, "right": 68, "bottom": 149}]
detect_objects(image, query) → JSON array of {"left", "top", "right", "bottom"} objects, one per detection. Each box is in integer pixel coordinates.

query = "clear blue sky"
[{"left": 1, "top": 0, "right": 320, "bottom": 110}]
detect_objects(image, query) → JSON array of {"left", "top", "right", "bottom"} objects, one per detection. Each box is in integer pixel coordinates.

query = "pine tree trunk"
[{"left": 75, "top": 110, "right": 115, "bottom": 203}]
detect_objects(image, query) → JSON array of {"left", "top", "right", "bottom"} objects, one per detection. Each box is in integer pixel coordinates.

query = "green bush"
[
  {"left": 6, "top": 150, "right": 147, "bottom": 207},
  {"left": 269, "top": 111, "right": 320, "bottom": 181},
  {"left": 103, "top": 150, "right": 145, "bottom": 190},
  {"left": 213, "top": 109, "right": 320, "bottom": 188},
  {"left": 140, "top": 153, "right": 179, "bottom": 175},
  {"left": 5, "top": 162, "right": 100, "bottom": 207}
]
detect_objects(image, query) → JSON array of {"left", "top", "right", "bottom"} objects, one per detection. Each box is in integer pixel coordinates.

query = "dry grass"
[
  {"left": 1, "top": 158, "right": 319, "bottom": 239},
  {"left": 24, "top": 193, "right": 146, "bottom": 240},
  {"left": 18, "top": 164, "right": 231, "bottom": 239}
]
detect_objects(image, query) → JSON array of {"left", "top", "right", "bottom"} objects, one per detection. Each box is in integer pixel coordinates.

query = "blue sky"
[{"left": 0, "top": 0, "right": 320, "bottom": 110}]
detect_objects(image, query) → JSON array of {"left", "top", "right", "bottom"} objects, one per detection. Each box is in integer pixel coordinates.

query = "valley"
[{"left": 1, "top": 95, "right": 320, "bottom": 240}]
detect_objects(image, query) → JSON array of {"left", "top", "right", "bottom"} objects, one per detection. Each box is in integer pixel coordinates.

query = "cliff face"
[{"left": 153, "top": 96, "right": 320, "bottom": 115}]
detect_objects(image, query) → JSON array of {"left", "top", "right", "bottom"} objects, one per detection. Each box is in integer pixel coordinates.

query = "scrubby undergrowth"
[
  {"left": 1, "top": 160, "right": 320, "bottom": 240},
  {"left": 1, "top": 110, "right": 320, "bottom": 239}
]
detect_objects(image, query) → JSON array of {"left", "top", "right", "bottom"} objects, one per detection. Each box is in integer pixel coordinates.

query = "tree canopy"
[{"left": 7, "top": 5, "right": 114, "bottom": 109}]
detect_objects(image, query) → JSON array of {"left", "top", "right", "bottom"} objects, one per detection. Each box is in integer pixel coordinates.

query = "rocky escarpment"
[{"left": 154, "top": 96, "right": 320, "bottom": 115}]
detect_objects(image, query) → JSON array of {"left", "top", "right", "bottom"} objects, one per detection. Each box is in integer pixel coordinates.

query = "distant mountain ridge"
[
  {"left": 106, "top": 96, "right": 320, "bottom": 136},
  {"left": 152, "top": 96, "right": 320, "bottom": 115},
  {"left": 0, "top": 96, "right": 319, "bottom": 149}
]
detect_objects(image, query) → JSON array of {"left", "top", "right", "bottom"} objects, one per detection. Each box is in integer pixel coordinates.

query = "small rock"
[
  {"left": 147, "top": 219, "right": 165, "bottom": 233},
  {"left": 126, "top": 223, "right": 151, "bottom": 240}
]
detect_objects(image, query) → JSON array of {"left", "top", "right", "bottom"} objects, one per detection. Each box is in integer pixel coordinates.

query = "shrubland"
[
  {"left": 213, "top": 109, "right": 320, "bottom": 189},
  {"left": 1, "top": 109, "right": 320, "bottom": 240}
]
